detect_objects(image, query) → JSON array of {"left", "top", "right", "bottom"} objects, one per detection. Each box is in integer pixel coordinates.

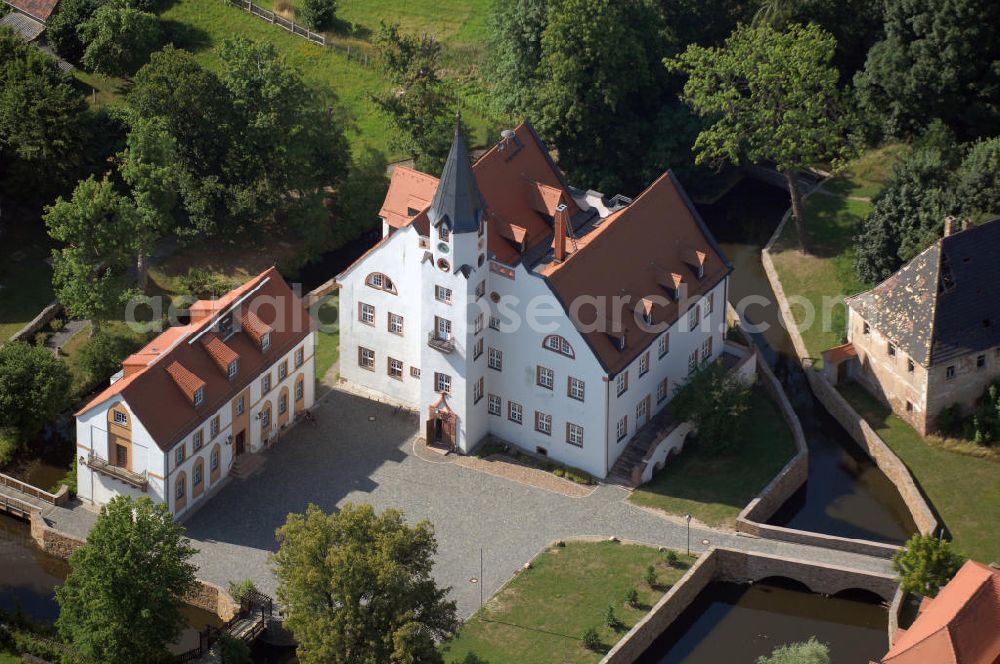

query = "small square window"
[
  {"left": 488, "top": 394, "right": 501, "bottom": 416},
  {"left": 489, "top": 316, "right": 501, "bottom": 330},
  {"left": 946, "top": 365, "right": 955, "bottom": 380},
  {"left": 410, "top": 367, "right": 421, "bottom": 378},
  {"left": 568, "top": 377, "right": 585, "bottom": 401},
  {"left": 534, "top": 411, "right": 552, "bottom": 435},
  {"left": 508, "top": 401, "right": 522, "bottom": 424},
  {"left": 113, "top": 410, "right": 127, "bottom": 425},
  {"left": 434, "top": 372, "right": 451, "bottom": 393},
  {"left": 977, "top": 354, "right": 986, "bottom": 369},
  {"left": 359, "top": 302, "right": 375, "bottom": 326},
  {"left": 389, "top": 313, "right": 404, "bottom": 335},
  {"left": 435, "top": 285, "right": 452, "bottom": 303},
  {"left": 488, "top": 347, "right": 502, "bottom": 371},
  {"left": 359, "top": 347, "right": 375, "bottom": 370},
  {"left": 388, "top": 357, "right": 403, "bottom": 379},
  {"left": 537, "top": 366, "right": 554, "bottom": 390},
  {"left": 566, "top": 423, "right": 584, "bottom": 447}
]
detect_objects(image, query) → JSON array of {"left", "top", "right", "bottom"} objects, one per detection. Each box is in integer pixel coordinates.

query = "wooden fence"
[
  {"left": 0, "top": 472, "right": 68, "bottom": 506},
  {"left": 226, "top": 0, "right": 377, "bottom": 66}
]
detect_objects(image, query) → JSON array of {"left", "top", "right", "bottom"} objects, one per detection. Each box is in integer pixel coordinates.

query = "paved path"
[{"left": 177, "top": 388, "right": 892, "bottom": 618}]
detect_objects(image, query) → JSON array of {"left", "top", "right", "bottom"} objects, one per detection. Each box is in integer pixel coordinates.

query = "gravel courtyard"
[{"left": 182, "top": 387, "right": 892, "bottom": 617}]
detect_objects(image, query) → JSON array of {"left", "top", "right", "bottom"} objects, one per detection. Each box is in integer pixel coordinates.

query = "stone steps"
[{"left": 230, "top": 454, "right": 265, "bottom": 480}]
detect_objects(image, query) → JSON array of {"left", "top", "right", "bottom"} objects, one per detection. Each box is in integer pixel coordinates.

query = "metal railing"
[{"left": 85, "top": 452, "right": 148, "bottom": 490}]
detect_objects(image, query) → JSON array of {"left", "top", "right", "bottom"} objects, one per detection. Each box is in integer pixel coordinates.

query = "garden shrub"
[
  {"left": 581, "top": 627, "right": 601, "bottom": 651},
  {"left": 178, "top": 268, "right": 238, "bottom": 300},
  {"left": 228, "top": 578, "right": 257, "bottom": 604}
]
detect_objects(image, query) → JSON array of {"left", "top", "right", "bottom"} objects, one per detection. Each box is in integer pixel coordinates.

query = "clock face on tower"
[{"left": 437, "top": 242, "right": 450, "bottom": 253}]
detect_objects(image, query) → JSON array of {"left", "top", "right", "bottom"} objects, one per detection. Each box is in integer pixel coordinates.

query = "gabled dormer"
[
  {"left": 241, "top": 308, "right": 273, "bottom": 353},
  {"left": 166, "top": 361, "right": 206, "bottom": 408},
  {"left": 655, "top": 266, "right": 686, "bottom": 302},
  {"left": 681, "top": 247, "right": 707, "bottom": 279},
  {"left": 201, "top": 334, "right": 240, "bottom": 380}
]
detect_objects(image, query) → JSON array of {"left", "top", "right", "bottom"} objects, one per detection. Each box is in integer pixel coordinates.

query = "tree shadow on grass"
[{"left": 161, "top": 18, "right": 213, "bottom": 54}]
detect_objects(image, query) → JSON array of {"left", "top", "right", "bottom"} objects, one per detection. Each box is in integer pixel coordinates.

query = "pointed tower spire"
[{"left": 428, "top": 113, "right": 486, "bottom": 234}]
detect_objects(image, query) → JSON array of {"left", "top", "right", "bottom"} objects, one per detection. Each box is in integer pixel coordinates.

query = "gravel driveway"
[{"left": 181, "top": 388, "right": 892, "bottom": 617}]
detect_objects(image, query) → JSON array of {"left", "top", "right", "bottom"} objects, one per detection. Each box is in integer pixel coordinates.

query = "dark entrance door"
[
  {"left": 433, "top": 419, "right": 443, "bottom": 443},
  {"left": 114, "top": 443, "right": 128, "bottom": 468},
  {"left": 235, "top": 430, "right": 246, "bottom": 456}
]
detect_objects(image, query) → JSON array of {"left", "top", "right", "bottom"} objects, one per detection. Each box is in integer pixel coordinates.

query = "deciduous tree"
[
  {"left": 669, "top": 23, "right": 859, "bottom": 250},
  {"left": 854, "top": 0, "right": 1000, "bottom": 140},
  {"left": 0, "top": 342, "right": 72, "bottom": 441},
  {"left": 891, "top": 533, "right": 965, "bottom": 598},
  {"left": 757, "top": 638, "right": 830, "bottom": 664},
  {"left": 272, "top": 503, "right": 458, "bottom": 664},
  {"left": 56, "top": 496, "right": 198, "bottom": 664},
  {"left": 301, "top": 0, "right": 338, "bottom": 31},
  {"left": 44, "top": 175, "right": 140, "bottom": 329},
  {"left": 485, "top": 0, "right": 548, "bottom": 116},
  {"left": 670, "top": 360, "right": 751, "bottom": 452},
  {"left": 80, "top": 0, "right": 162, "bottom": 77}
]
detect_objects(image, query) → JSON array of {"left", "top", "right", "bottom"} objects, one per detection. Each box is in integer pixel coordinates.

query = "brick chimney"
[
  {"left": 553, "top": 203, "right": 569, "bottom": 263},
  {"left": 943, "top": 216, "right": 956, "bottom": 237}
]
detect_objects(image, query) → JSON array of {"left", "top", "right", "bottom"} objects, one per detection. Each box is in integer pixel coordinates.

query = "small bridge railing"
[{"left": 0, "top": 472, "right": 66, "bottom": 505}]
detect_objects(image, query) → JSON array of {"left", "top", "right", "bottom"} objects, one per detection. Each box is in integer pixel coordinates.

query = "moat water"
[
  {"left": 698, "top": 179, "right": 916, "bottom": 542},
  {"left": 635, "top": 579, "right": 888, "bottom": 664}
]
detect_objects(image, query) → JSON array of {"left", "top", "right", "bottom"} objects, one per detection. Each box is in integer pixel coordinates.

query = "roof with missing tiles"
[{"left": 847, "top": 218, "right": 1000, "bottom": 367}]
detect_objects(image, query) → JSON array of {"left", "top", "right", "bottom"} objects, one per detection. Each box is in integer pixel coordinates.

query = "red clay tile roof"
[
  {"left": 4, "top": 0, "right": 60, "bottom": 22},
  {"left": 165, "top": 361, "right": 205, "bottom": 402},
  {"left": 823, "top": 342, "right": 858, "bottom": 364},
  {"left": 380, "top": 166, "right": 438, "bottom": 230},
  {"left": 240, "top": 308, "right": 272, "bottom": 343},
  {"left": 200, "top": 334, "right": 239, "bottom": 375},
  {"left": 76, "top": 268, "right": 313, "bottom": 451},
  {"left": 883, "top": 560, "right": 1000, "bottom": 664}
]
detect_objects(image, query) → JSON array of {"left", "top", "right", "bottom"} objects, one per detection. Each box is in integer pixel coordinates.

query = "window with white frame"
[
  {"left": 278, "top": 360, "right": 288, "bottom": 380},
  {"left": 193, "top": 462, "right": 203, "bottom": 487},
  {"left": 474, "top": 313, "right": 483, "bottom": 334},
  {"left": 616, "top": 371, "right": 628, "bottom": 396},
  {"left": 210, "top": 415, "right": 220, "bottom": 438},
  {"left": 489, "top": 315, "right": 501, "bottom": 330},
  {"left": 474, "top": 337, "right": 483, "bottom": 359},
  {"left": 365, "top": 272, "right": 395, "bottom": 293},
  {"left": 701, "top": 336, "right": 713, "bottom": 361},
  {"left": 410, "top": 367, "right": 421, "bottom": 378},
  {"left": 235, "top": 394, "right": 245, "bottom": 416},
  {"left": 228, "top": 359, "right": 239, "bottom": 380},
  {"left": 388, "top": 312, "right": 404, "bottom": 335},
  {"left": 537, "top": 366, "right": 554, "bottom": 390},
  {"left": 508, "top": 401, "right": 522, "bottom": 424},
  {"left": 193, "top": 429, "right": 203, "bottom": 451},
  {"left": 434, "top": 372, "right": 451, "bottom": 393},
  {"left": 475, "top": 280, "right": 486, "bottom": 300},
  {"left": 616, "top": 416, "right": 627, "bottom": 441},
  {"left": 294, "top": 347, "right": 304, "bottom": 368},
  {"left": 543, "top": 334, "right": 574, "bottom": 358},
  {"left": 639, "top": 352, "right": 650, "bottom": 376},
  {"left": 636, "top": 399, "right": 646, "bottom": 421},
  {"left": 175, "top": 444, "right": 185, "bottom": 466},
  {"left": 261, "top": 372, "right": 272, "bottom": 393},
  {"left": 359, "top": 346, "right": 375, "bottom": 370},
  {"left": 657, "top": 378, "right": 668, "bottom": 403},
  {"left": 566, "top": 422, "right": 584, "bottom": 447},
  {"left": 194, "top": 387, "right": 205, "bottom": 407},
  {"left": 488, "top": 394, "right": 501, "bottom": 415},
  {"left": 260, "top": 407, "right": 270, "bottom": 430},
  {"left": 568, "top": 376, "right": 585, "bottom": 401},
  {"left": 473, "top": 377, "right": 484, "bottom": 403},
  {"left": 688, "top": 350, "right": 699, "bottom": 375},
  {"left": 175, "top": 476, "right": 185, "bottom": 500},
  {"left": 435, "top": 285, "right": 452, "bottom": 303},
  {"left": 279, "top": 391, "right": 288, "bottom": 414},
  {"left": 295, "top": 379, "right": 304, "bottom": 401},
  {"left": 688, "top": 304, "right": 701, "bottom": 332},
  {"left": 113, "top": 410, "right": 127, "bottom": 425},
  {"left": 488, "top": 347, "right": 502, "bottom": 370},
  {"left": 261, "top": 332, "right": 271, "bottom": 352},
  {"left": 534, "top": 411, "right": 552, "bottom": 435},
  {"left": 388, "top": 357, "right": 403, "bottom": 379},
  {"left": 359, "top": 302, "right": 375, "bottom": 326},
  {"left": 658, "top": 333, "right": 670, "bottom": 358},
  {"left": 706, "top": 292, "right": 714, "bottom": 315},
  {"left": 211, "top": 447, "right": 219, "bottom": 471},
  {"left": 434, "top": 316, "right": 451, "bottom": 340}
]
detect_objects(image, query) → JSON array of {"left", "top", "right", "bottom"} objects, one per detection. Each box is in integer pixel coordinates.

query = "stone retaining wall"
[
  {"left": 757, "top": 204, "right": 937, "bottom": 546},
  {"left": 602, "top": 547, "right": 898, "bottom": 664},
  {"left": 9, "top": 301, "right": 62, "bottom": 344},
  {"left": 29, "top": 509, "right": 238, "bottom": 621}
]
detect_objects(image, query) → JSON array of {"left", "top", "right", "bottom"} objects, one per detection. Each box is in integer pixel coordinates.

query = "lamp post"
[{"left": 684, "top": 513, "right": 692, "bottom": 556}]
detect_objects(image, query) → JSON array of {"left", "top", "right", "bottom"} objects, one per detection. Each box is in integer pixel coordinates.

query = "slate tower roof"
[
  {"left": 428, "top": 117, "right": 486, "bottom": 235},
  {"left": 847, "top": 217, "right": 1000, "bottom": 366}
]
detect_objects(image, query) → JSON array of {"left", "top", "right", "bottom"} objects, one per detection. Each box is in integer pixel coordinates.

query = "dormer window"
[
  {"left": 113, "top": 410, "right": 127, "bottom": 425},
  {"left": 217, "top": 314, "right": 234, "bottom": 340},
  {"left": 228, "top": 359, "right": 239, "bottom": 379},
  {"left": 261, "top": 332, "right": 271, "bottom": 352},
  {"left": 365, "top": 273, "right": 396, "bottom": 294},
  {"left": 193, "top": 387, "right": 205, "bottom": 407}
]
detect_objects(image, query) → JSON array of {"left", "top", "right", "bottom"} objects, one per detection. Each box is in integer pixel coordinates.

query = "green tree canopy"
[
  {"left": 854, "top": 147, "right": 957, "bottom": 283},
  {"left": 56, "top": 496, "right": 198, "bottom": 664},
  {"left": 46, "top": 0, "right": 106, "bottom": 62},
  {"left": 669, "top": 22, "right": 859, "bottom": 249},
  {"left": 954, "top": 137, "right": 1000, "bottom": 221},
  {"left": 891, "top": 533, "right": 965, "bottom": 598},
  {"left": 757, "top": 638, "right": 830, "bottom": 664},
  {"left": 77, "top": 331, "right": 144, "bottom": 387},
  {"left": 301, "top": 0, "right": 338, "bottom": 31},
  {"left": 371, "top": 22, "right": 455, "bottom": 173},
  {"left": 855, "top": 0, "right": 1000, "bottom": 140},
  {"left": 670, "top": 360, "right": 751, "bottom": 452},
  {"left": 272, "top": 502, "right": 459, "bottom": 664},
  {"left": 80, "top": 0, "right": 162, "bottom": 77},
  {"left": 44, "top": 175, "right": 140, "bottom": 327},
  {"left": 0, "top": 341, "right": 72, "bottom": 441},
  {"left": 0, "top": 27, "right": 87, "bottom": 195},
  {"left": 485, "top": 0, "right": 548, "bottom": 117}
]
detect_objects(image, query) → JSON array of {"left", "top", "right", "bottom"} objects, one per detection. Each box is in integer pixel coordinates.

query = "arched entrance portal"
[{"left": 426, "top": 393, "right": 457, "bottom": 451}]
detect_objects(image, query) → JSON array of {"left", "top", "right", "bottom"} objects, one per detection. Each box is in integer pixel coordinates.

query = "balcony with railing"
[
  {"left": 85, "top": 452, "right": 148, "bottom": 491},
  {"left": 427, "top": 332, "right": 455, "bottom": 354}
]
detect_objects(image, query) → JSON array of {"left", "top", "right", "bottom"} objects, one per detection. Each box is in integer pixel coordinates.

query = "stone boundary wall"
[
  {"left": 304, "top": 278, "right": 339, "bottom": 307},
  {"left": 8, "top": 301, "right": 62, "bottom": 344},
  {"left": 888, "top": 586, "right": 905, "bottom": 647},
  {"left": 28, "top": 509, "right": 238, "bottom": 621},
  {"left": 760, "top": 206, "right": 938, "bottom": 539},
  {"left": 602, "top": 547, "right": 898, "bottom": 664}
]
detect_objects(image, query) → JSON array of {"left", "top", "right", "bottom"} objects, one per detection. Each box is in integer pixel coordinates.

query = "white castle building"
[{"left": 337, "top": 121, "right": 731, "bottom": 479}]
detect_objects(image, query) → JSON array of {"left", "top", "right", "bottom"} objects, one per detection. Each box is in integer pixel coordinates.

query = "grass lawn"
[
  {"left": 158, "top": 0, "right": 496, "bottom": 156},
  {"left": 313, "top": 296, "right": 340, "bottom": 381},
  {"left": 0, "top": 218, "right": 55, "bottom": 342},
  {"left": 628, "top": 387, "right": 797, "bottom": 529},
  {"left": 838, "top": 382, "right": 1000, "bottom": 563},
  {"left": 0, "top": 651, "right": 20, "bottom": 664},
  {"left": 440, "top": 541, "right": 696, "bottom": 664},
  {"left": 769, "top": 144, "right": 907, "bottom": 362}
]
